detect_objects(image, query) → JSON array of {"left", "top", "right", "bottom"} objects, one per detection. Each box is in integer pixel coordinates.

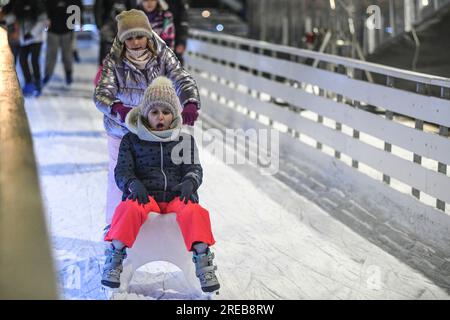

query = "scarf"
[{"left": 125, "top": 48, "right": 151, "bottom": 70}]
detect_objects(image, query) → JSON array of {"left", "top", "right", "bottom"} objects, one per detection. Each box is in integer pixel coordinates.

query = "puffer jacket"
[
  {"left": 94, "top": 32, "right": 200, "bottom": 139},
  {"left": 114, "top": 108, "right": 202, "bottom": 203}
]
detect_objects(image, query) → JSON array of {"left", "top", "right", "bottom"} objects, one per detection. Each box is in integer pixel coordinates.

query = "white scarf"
[{"left": 125, "top": 48, "right": 151, "bottom": 70}]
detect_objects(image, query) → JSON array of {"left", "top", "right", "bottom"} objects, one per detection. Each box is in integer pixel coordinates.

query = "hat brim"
[
  {"left": 119, "top": 28, "right": 153, "bottom": 42},
  {"left": 141, "top": 100, "right": 181, "bottom": 118}
]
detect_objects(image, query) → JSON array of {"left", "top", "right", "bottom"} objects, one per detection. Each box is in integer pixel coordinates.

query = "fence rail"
[
  {"left": 189, "top": 29, "right": 450, "bottom": 88},
  {"left": 186, "top": 29, "right": 450, "bottom": 216}
]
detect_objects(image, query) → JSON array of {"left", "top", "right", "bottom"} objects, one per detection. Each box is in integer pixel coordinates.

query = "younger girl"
[{"left": 101, "top": 76, "right": 219, "bottom": 293}]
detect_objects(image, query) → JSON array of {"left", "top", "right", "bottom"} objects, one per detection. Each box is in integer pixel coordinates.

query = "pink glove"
[
  {"left": 182, "top": 103, "right": 199, "bottom": 126},
  {"left": 111, "top": 102, "right": 132, "bottom": 122}
]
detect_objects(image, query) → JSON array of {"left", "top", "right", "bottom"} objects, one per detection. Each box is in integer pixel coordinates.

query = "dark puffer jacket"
[{"left": 114, "top": 109, "right": 202, "bottom": 203}]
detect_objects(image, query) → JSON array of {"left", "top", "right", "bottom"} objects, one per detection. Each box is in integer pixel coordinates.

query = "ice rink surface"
[{"left": 23, "top": 40, "right": 450, "bottom": 300}]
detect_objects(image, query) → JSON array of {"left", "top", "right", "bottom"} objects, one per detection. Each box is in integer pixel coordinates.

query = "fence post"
[
  {"left": 412, "top": 82, "right": 426, "bottom": 199},
  {"left": 383, "top": 76, "right": 395, "bottom": 185}
]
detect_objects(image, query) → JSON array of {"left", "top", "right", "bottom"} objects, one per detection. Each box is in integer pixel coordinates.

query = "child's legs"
[
  {"left": 105, "top": 197, "right": 161, "bottom": 248},
  {"left": 165, "top": 198, "right": 216, "bottom": 252},
  {"left": 30, "top": 43, "right": 42, "bottom": 86},
  {"left": 19, "top": 45, "right": 32, "bottom": 83},
  {"left": 106, "top": 135, "right": 123, "bottom": 224}
]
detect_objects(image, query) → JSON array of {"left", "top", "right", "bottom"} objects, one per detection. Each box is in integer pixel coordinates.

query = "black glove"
[
  {"left": 172, "top": 179, "right": 197, "bottom": 204},
  {"left": 127, "top": 180, "right": 149, "bottom": 204},
  {"left": 24, "top": 33, "right": 33, "bottom": 40}
]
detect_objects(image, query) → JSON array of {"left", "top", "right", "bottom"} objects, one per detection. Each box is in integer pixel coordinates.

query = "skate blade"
[
  {"left": 101, "top": 285, "right": 121, "bottom": 300},
  {"left": 202, "top": 290, "right": 219, "bottom": 300}
]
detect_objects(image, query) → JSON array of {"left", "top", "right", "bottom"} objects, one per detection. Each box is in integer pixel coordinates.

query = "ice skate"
[
  {"left": 193, "top": 248, "right": 220, "bottom": 294},
  {"left": 101, "top": 244, "right": 127, "bottom": 289}
]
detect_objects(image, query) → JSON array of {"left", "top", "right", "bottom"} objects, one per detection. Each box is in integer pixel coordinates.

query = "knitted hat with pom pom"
[{"left": 139, "top": 76, "right": 181, "bottom": 119}]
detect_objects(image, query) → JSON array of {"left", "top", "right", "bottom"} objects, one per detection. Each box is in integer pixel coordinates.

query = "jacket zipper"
[
  {"left": 124, "top": 58, "right": 153, "bottom": 83},
  {"left": 160, "top": 143, "right": 168, "bottom": 201}
]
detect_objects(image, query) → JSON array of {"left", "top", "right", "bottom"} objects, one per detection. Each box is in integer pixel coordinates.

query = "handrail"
[
  {"left": 190, "top": 29, "right": 450, "bottom": 88},
  {"left": 0, "top": 27, "right": 58, "bottom": 299}
]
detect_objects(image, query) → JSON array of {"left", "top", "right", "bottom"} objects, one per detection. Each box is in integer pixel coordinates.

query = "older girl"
[{"left": 94, "top": 9, "right": 200, "bottom": 225}]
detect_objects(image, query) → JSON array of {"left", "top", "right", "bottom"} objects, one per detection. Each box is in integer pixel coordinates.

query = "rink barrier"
[
  {"left": 185, "top": 29, "right": 450, "bottom": 222},
  {"left": 0, "top": 28, "right": 58, "bottom": 299}
]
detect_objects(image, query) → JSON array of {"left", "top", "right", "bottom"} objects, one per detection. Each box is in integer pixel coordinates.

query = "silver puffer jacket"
[{"left": 94, "top": 32, "right": 200, "bottom": 138}]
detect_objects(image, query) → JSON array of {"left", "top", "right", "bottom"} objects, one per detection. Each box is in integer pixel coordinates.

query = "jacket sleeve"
[
  {"left": 180, "top": 135, "right": 203, "bottom": 191},
  {"left": 114, "top": 134, "right": 138, "bottom": 193},
  {"left": 161, "top": 42, "right": 201, "bottom": 109},
  {"left": 93, "top": 53, "right": 119, "bottom": 118}
]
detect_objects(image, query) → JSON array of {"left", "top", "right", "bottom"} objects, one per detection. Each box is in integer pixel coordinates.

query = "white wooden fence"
[{"left": 185, "top": 29, "right": 450, "bottom": 237}]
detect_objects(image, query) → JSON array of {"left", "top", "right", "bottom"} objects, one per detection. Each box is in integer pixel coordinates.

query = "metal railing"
[
  {"left": 0, "top": 28, "right": 57, "bottom": 299},
  {"left": 245, "top": 0, "right": 450, "bottom": 56},
  {"left": 185, "top": 28, "right": 450, "bottom": 249}
]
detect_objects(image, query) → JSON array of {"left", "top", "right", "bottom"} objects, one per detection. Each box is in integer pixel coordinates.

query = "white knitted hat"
[{"left": 139, "top": 76, "right": 181, "bottom": 119}]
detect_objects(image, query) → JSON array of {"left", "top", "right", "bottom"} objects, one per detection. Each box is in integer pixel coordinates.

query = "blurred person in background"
[
  {"left": 43, "top": 0, "right": 84, "bottom": 87},
  {"left": 137, "top": 0, "right": 175, "bottom": 50},
  {"left": 14, "top": 0, "right": 47, "bottom": 97}
]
